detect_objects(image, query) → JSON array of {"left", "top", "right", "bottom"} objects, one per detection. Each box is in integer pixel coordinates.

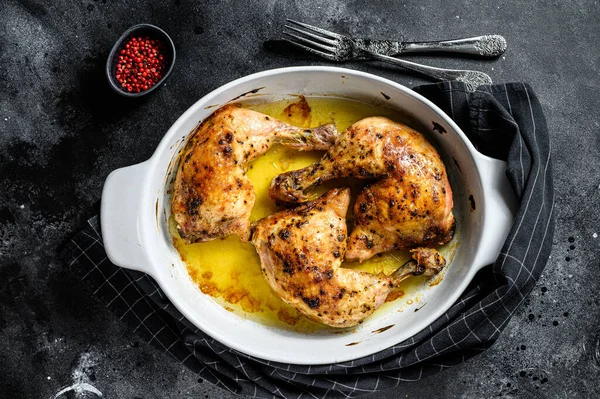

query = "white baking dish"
[{"left": 101, "top": 67, "right": 516, "bottom": 365}]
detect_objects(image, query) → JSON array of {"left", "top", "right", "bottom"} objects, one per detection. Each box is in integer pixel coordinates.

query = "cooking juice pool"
[{"left": 170, "top": 97, "right": 457, "bottom": 332}]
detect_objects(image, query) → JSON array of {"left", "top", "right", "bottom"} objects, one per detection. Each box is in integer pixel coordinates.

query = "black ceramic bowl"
[{"left": 106, "top": 24, "right": 176, "bottom": 98}]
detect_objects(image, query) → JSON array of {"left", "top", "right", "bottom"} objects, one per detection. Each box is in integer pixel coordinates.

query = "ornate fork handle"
[
  {"left": 366, "top": 51, "right": 492, "bottom": 92},
  {"left": 356, "top": 35, "right": 507, "bottom": 58}
]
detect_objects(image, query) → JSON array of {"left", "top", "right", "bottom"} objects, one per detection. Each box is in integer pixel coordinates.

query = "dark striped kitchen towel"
[{"left": 62, "top": 81, "right": 554, "bottom": 398}]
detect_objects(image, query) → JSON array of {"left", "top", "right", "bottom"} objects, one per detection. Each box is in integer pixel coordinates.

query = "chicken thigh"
[
  {"left": 252, "top": 188, "right": 447, "bottom": 328},
  {"left": 172, "top": 104, "right": 338, "bottom": 243},
  {"left": 269, "top": 116, "right": 455, "bottom": 262}
]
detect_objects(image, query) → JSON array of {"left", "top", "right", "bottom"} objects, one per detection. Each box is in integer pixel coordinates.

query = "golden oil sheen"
[{"left": 170, "top": 97, "right": 457, "bottom": 332}]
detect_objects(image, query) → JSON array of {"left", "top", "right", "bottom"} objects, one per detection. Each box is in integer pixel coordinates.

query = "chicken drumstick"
[
  {"left": 252, "top": 188, "right": 446, "bottom": 328},
  {"left": 269, "top": 116, "right": 455, "bottom": 262},
  {"left": 172, "top": 104, "right": 338, "bottom": 243}
]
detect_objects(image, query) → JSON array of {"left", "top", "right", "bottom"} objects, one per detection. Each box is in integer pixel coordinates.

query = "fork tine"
[
  {"left": 283, "top": 32, "right": 336, "bottom": 53},
  {"left": 286, "top": 19, "right": 343, "bottom": 40},
  {"left": 284, "top": 25, "right": 337, "bottom": 45},
  {"left": 282, "top": 38, "right": 338, "bottom": 61}
]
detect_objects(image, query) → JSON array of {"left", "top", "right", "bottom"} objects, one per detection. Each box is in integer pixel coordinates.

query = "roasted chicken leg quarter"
[
  {"left": 252, "top": 188, "right": 447, "bottom": 328},
  {"left": 171, "top": 104, "right": 339, "bottom": 243},
  {"left": 269, "top": 116, "right": 455, "bottom": 262}
]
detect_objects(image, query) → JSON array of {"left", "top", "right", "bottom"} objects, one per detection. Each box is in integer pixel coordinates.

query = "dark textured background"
[{"left": 1, "top": 0, "right": 599, "bottom": 398}]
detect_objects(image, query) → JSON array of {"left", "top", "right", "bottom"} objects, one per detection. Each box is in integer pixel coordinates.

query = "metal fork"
[
  {"left": 283, "top": 20, "right": 493, "bottom": 91},
  {"left": 285, "top": 19, "right": 507, "bottom": 59}
]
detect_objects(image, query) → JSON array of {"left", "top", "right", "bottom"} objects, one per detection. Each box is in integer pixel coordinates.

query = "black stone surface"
[{"left": 1, "top": 0, "right": 599, "bottom": 398}]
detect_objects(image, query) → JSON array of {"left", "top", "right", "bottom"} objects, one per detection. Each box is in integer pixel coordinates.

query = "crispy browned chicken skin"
[
  {"left": 172, "top": 104, "right": 338, "bottom": 243},
  {"left": 252, "top": 189, "right": 447, "bottom": 328},
  {"left": 269, "top": 116, "right": 455, "bottom": 262}
]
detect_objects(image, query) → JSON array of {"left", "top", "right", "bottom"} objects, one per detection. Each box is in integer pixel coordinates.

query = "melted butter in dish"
[{"left": 170, "top": 97, "right": 459, "bottom": 332}]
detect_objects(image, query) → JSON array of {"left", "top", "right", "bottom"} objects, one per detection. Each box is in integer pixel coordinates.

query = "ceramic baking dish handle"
[
  {"left": 471, "top": 152, "right": 518, "bottom": 270},
  {"left": 101, "top": 161, "right": 153, "bottom": 275}
]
